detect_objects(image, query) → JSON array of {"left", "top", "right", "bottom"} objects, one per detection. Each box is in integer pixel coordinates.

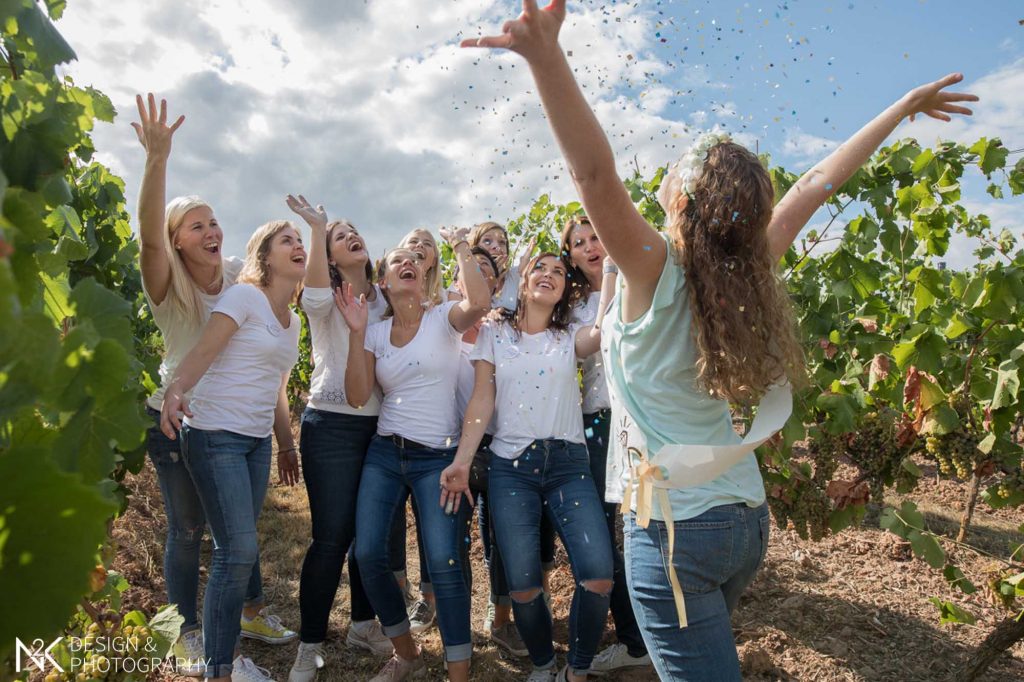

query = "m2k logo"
[{"left": 15, "top": 638, "right": 64, "bottom": 673}]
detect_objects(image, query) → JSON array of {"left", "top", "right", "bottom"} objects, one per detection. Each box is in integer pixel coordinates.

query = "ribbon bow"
[{"left": 621, "top": 448, "right": 688, "bottom": 628}]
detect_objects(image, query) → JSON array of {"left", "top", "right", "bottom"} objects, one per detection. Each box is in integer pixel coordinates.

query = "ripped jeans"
[{"left": 488, "top": 439, "right": 613, "bottom": 674}]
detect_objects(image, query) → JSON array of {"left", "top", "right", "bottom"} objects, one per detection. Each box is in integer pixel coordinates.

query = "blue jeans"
[
  {"left": 181, "top": 425, "right": 272, "bottom": 678},
  {"left": 354, "top": 436, "right": 473, "bottom": 662},
  {"left": 624, "top": 503, "right": 770, "bottom": 681},
  {"left": 298, "top": 408, "right": 378, "bottom": 642},
  {"left": 584, "top": 410, "right": 647, "bottom": 657},
  {"left": 145, "top": 408, "right": 263, "bottom": 634},
  {"left": 488, "top": 439, "right": 613, "bottom": 673}
]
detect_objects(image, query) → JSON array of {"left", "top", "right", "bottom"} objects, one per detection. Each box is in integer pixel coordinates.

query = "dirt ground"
[{"left": 112, "top": 451, "right": 1024, "bottom": 681}]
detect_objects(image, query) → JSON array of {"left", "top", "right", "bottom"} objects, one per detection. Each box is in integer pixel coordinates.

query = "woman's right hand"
[
  {"left": 286, "top": 194, "right": 329, "bottom": 231},
  {"left": 131, "top": 93, "right": 184, "bottom": 161},
  {"left": 460, "top": 0, "right": 566, "bottom": 62},
  {"left": 334, "top": 282, "right": 368, "bottom": 334},
  {"left": 160, "top": 386, "right": 192, "bottom": 440}
]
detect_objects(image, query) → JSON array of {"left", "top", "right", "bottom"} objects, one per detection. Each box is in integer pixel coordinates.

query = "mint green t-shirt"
[{"left": 601, "top": 231, "right": 766, "bottom": 521}]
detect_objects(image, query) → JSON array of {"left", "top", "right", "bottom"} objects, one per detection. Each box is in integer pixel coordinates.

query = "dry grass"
[{"left": 112, "top": 444, "right": 1024, "bottom": 681}]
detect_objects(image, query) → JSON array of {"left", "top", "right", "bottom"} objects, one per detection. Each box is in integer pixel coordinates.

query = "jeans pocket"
[{"left": 664, "top": 519, "right": 735, "bottom": 594}]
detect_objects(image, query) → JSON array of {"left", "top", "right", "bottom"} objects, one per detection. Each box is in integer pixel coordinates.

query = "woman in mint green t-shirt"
[{"left": 463, "top": 3, "right": 978, "bottom": 680}]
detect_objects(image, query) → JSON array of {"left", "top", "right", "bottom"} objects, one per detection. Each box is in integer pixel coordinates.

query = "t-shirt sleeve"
[
  {"left": 572, "top": 296, "right": 597, "bottom": 325},
  {"left": 211, "top": 283, "right": 257, "bottom": 327},
  {"left": 364, "top": 320, "right": 385, "bottom": 356},
  {"left": 299, "top": 287, "right": 335, "bottom": 319},
  {"left": 439, "top": 300, "right": 465, "bottom": 340},
  {"left": 469, "top": 321, "right": 496, "bottom": 365}
]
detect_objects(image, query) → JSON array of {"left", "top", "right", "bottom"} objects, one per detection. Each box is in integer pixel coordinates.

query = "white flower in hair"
[{"left": 672, "top": 131, "right": 733, "bottom": 197}]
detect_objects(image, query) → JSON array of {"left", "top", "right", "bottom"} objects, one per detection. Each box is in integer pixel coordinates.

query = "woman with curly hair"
[{"left": 464, "top": 2, "right": 977, "bottom": 679}]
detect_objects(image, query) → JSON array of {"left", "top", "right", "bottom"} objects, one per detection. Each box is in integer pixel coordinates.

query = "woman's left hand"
[
  {"left": 439, "top": 461, "right": 474, "bottom": 514},
  {"left": 278, "top": 449, "right": 300, "bottom": 486}
]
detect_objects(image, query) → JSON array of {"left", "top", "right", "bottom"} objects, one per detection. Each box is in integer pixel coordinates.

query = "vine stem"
[{"left": 783, "top": 197, "right": 855, "bottom": 279}]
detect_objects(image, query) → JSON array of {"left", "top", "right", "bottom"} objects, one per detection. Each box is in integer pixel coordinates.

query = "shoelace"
[
  {"left": 238, "top": 657, "right": 272, "bottom": 681},
  {"left": 260, "top": 612, "right": 285, "bottom": 631},
  {"left": 410, "top": 602, "right": 432, "bottom": 620},
  {"left": 297, "top": 645, "right": 324, "bottom": 668},
  {"left": 593, "top": 643, "right": 626, "bottom": 664}
]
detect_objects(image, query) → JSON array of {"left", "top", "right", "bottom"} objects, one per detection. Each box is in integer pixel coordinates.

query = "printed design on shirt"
[{"left": 311, "top": 387, "right": 346, "bottom": 404}]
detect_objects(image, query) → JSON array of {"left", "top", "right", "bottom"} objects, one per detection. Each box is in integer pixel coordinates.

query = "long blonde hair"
[
  {"left": 663, "top": 142, "right": 805, "bottom": 403},
  {"left": 399, "top": 229, "right": 442, "bottom": 305},
  {"left": 237, "top": 220, "right": 300, "bottom": 301},
  {"left": 162, "top": 196, "right": 225, "bottom": 328}
]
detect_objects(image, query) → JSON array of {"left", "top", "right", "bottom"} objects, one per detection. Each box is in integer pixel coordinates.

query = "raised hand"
[
  {"left": 334, "top": 282, "right": 368, "bottom": 333},
  {"left": 460, "top": 0, "right": 566, "bottom": 61},
  {"left": 900, "top": 73, "right": 978, "bottom": 123},
  {"left": 130, "top": 93, "right": 184, "bottom": 160},
  {"left": 286, "top": 194, "right": 328, "bottom": 230},
  {"left": 516, "top": 235, "right": 537, "bottom": 272},
  {"left": 439, "top": 460, "right": 474, "bottom": 515},
  {"left": 439, "top": 225, "right": 471, "bottom": 247}
]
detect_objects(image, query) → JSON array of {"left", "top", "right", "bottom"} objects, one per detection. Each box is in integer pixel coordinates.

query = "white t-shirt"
[
  {"left": 469, "top": 319, "right": 586, "bottom": 459},
  {"left": 144, "top": 257, "right": 243, "bottom": 411},
  {"left": 185, "top": 284, "right": 300, "bottom": 438},
  {"left": 364, "top": 301, "right": 464, "bottom": 449},
  {"left": 494, "top": 264, "right": 520, "bottom": 311},
  {"left": 573, "top": 291, "right": 611, "bottom": 414},
  {"left": 456, "top": 339, "right": 496, "bottom": 436},
  {"left": 301, "top": 285, "right": 388, "bottom": 415}
]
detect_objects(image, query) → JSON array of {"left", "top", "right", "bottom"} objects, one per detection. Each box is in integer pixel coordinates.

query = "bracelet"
[
  {"left": 279, "top": 447, "right": 297, "bottom": 455},
  {"left": 603, "top": 263, "right": 619, "bottom": 274},
  {"left": 452, "top": 239, "right": 470, "bottom": 251}
]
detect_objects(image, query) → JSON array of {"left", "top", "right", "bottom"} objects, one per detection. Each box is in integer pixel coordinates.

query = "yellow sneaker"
[{"left": 240, "top": 609, "right": 298, "bottom": 644}]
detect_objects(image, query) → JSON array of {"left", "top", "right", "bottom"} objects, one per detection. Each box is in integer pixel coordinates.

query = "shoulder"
[{"left": 223, "top": 256, "right": 244, "bottom": 283}]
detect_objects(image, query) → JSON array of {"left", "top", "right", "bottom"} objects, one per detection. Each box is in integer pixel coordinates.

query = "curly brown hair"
[{"left": 662, "top": 141, "right": 805, "bottom": 404}]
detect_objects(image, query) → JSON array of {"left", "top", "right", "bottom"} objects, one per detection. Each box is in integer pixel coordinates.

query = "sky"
[{"left": 55, "top": 0, "right": 1024, "bottom": 268}]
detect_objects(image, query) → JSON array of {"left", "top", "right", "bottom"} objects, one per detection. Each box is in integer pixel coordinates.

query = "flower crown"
[{"left": 672, "top": 131, "right": 732, "bottom": 197}]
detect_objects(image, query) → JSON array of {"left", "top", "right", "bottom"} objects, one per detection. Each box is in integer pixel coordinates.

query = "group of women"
[{"left": 136, "top": 2, "right": 977, "bottom": 681}]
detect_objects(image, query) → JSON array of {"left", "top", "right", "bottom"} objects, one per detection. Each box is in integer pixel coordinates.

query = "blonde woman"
[
  {"left": 464, "top": 3, "right": 977, "bottom": 679},
  {"left": 161, "top": 219, "right": 307, "bottom": 682},
  {"left": 132, "top": 95, "right": 296, "bottom": 678},
  {"left": 398, "top": 229, "right": 443, "bottom": 305}
]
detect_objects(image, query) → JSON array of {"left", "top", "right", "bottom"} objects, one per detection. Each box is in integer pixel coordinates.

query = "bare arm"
[
  {"left": 287, "top": 194, "right": 330, "bottom": 288},
  {"left": 440, "top": 360, "right": 496, "bottom": 514},
  {"left": 442, "top": 227, "right": 491, "bottom": 332},
  {"left": 334, "top": 283, "right": 376, "bottom": 408},
  {"left": 160, "top": 312, "right": 237, "bottom": 438},
  {"left": 768, "top": 73, "right": 977, "bottom": 258},
  {"left": 132, "top": 94, "right": 185, "bottom": 305},
  {"left": 463, "top": 0, "right": 664, "bottom": 318},
  {"left": 273, "top": 377, "right": 300, "bottom": 486}
]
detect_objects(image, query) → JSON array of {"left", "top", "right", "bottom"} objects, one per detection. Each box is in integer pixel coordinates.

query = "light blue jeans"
[
  {"left": 181, "top": 425, "right": 271, "bottom": 678},
  {"left": 623, "top": 503, "right": 769, "bottom": 681}
]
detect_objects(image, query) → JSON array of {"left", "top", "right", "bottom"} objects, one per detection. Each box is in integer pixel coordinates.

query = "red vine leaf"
[{"left": 826, "top": 479, "right": 871, "bottom": 509}]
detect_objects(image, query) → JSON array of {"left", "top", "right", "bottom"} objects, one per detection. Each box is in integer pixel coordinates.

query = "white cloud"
[{"left": 780, "top": 128, "right": 839, "bottom": 167}]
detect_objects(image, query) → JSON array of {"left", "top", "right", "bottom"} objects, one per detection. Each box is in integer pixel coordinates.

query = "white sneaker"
[
  {"left": 347, "top": 621, "right": 394, "bottom": 657},
  {"left": 287, "top": 642, "right": 325, "bottom": 682},
  {"left": 170, "top": 629, "right": 206, "bottom": 677},
  {"left": 526, "top": 667, "right": 556, "bottom": 682},
  {"left": 367, "top": 653, "right": 426, "bottom": 682},
  {"left": 588, "top": 643, "right": 652, "bottom": 675},
  {"left": 407, "top": 599, "right": 435, "bottom": 635},
  {"left": 231, "top": 656, "right": 275, "bottom": 682}
]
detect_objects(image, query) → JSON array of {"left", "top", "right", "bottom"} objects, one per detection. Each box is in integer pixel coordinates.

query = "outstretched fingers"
[{"left": 460, "top": 33, "right": 513, "bottom": 49}]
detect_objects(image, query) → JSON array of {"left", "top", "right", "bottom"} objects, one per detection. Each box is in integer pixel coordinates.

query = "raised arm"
[
  {"left": 335, "top": 284, "right": 376, "bottom": 408},
  {"left": 286, "top": 194, "right": 330, "bottom": 288},
  {"left": 441, "top": 226, "right": 491, "bottom": 332},
  {"left": 132, "top": 93, "right": 185, "bottom": 305},
  {"left": 160, "top": 312, "right": 237, "bottom": 438},
  {"left": 440, "top": 360, "right": 497, "bottom": 514},
  {"left": 767, "top": 73, "right": 977, "bottom": 259},
  {"left": 462, "top": 1, "right": 665, "bottom": 288}
]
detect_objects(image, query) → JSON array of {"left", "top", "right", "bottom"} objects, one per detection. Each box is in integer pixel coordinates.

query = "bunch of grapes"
[
  {"left": 768, "top": 478, "right": 831, "bottom": 541},
  {"left": 845, "top": 410, "right": 906, "bottom": 492},
  {"left": 925, "top": 430, "right": 982, "bottom": 479},
  {"left": 44, "top": 620, "right": 157, "bottom": 682},
  {"left": 808, "top": 431, "right": 844, "bottom": 484},
  {"left": 992, "top": 470, "right": 1024, "bottom": 502}
]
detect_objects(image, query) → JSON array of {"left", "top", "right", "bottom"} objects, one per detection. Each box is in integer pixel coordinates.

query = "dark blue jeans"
[
  {"left": 298, "top": 408, "right": 379, "bottom": 642},
  {"left": 584, "top": 409, "right": 647, "bottom": 657},
  {"left": 145, "top": 407, "right": 263, "bottom": 635},
  {"left": 181, "top": 425, "right": 272, "bottom": 678},
  {"left": 354, "top": 436, "right": 473, "bottom": 662},
  {"left": 624, "top": 503, "right": 769, "bottom": 681},
  {"left": 489, "top": 439, "right": 613, "bottom": 673}
]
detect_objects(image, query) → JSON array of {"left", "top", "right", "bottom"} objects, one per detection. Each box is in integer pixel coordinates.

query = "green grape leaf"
[
  {"left": 908, "top": 530, "right": 945, "bottom": 568},
  {"left": 968, "top": 138, "right": 1009, "bottom": 177},
  {"left": 69, "top": 276, "right": 133, "bottom": 351},
  {"left": 928, "top": 598, "right": 976, "bottom": 625},
  {"left": 991, "top": 359, "right": 1020, "bottom": 410}
]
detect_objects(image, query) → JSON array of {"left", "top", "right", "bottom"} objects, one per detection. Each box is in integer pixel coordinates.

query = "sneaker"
[
  {"left": 483, "top": 601, "right": 496, "bottom": 633},
  {"left": 489, "top": 622, "right": 528, "bottom": 657},
  {"left": 287, "top": 642, "right": 325, "bottom": 682},
  {"left": 231, "top": 656, "right": 275, "bottom": 682},
  {"left": 368, "top": 653, "right": 426, "bottom": 682},
  {"left": 347, "top": 621, "right": 394, "bottom": 657},
  {"left": 241, "top": 609, "right": 299, "bottom": 644},
  {"left": 170, "top": 630, "right": 206, "bottom": 677},
  {"left": 407, "top": 599, "right": 435, "bottom": 635},
  {"left": 526, "top": 667, "right": 556, "bottom": 682},
  {"left": 588, "top": 643, "right": 652, "bottom": 675}
]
